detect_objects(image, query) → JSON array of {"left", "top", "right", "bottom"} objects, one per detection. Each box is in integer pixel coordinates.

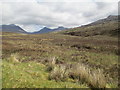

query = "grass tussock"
[
  {"left": 48, "top": 62, "right": 107, "bottom": 88},
  {"left": 8, "top": 53, "right": 20, "bottom": 63},
  {"left": 87, "top": 69, "right": 106, "bottom": 88},
  {"left": 70, "top": 64, "right": 106, "bottom": 88},
  {"left": 46, "top": 57, "right": 56, "bottom": 72},
  {"left": 49, "top": 64, "right": 69, "bottom": 81}
]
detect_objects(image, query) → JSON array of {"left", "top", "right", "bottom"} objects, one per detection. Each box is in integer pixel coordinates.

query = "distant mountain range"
[
  {"left": 1, "top": 15, "right": 119, "bottom": 34},
  {"left": 0, "top": 24, "right": 67, "bottom": 34},
  {"left": 32, "top": 26, "right": 67, "bottom": 34}
]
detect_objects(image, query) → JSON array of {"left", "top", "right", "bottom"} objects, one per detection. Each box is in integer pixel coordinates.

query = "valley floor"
[{"left": 2, "top": 32, "right": 119, "bottom": 88}]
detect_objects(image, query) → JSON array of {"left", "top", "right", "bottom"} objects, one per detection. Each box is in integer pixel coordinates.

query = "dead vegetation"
[{"left": 47, "top": 58, "right": 107, "bottom": 88}]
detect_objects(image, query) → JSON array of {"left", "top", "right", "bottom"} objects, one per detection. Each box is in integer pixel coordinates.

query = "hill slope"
[
  {"left": 0, "top": 24, "right": 27, "bottom": 33},
  {"left": 63, "top": 15, "right": 119, "bottom": 37},
  {"left": 85, "top": 15, "right": 119, "bottom": 26}
]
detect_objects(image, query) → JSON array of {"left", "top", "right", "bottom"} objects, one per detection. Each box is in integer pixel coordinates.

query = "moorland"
[{"left": 2, "top": 16, "right": 119, "bottom": 88}]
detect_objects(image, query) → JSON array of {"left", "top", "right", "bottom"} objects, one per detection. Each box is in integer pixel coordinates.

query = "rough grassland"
[
  {"left": 3, "top": 60, "right": 88, "bottom": 88},
  {"left": 2, "top": 30, "right": 118, "bottom": 88}
]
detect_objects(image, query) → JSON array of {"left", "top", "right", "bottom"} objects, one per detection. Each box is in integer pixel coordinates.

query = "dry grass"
[
  {"left": 87, "top": 69, "right": 106, "bottom": 88},
  {"left": 2, "top": 31, "right": 118, "bottom": 88},
  {"left": 8, "top": 53, "right": 20, "bottom": 63},
  {"left": 69, "top": 63, "right": 106, "bottom": 88},
  {"left": 49, "top": 64, "right": 69, "bottom": 81},
  {"left": 46, "top": 57, "right": 56, "bottom": 72},
  {"left": 49, "top": 62, "right": 107, "bottom": 88}
]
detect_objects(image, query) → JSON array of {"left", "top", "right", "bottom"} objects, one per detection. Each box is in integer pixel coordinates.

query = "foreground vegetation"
[{"left": 3, "top": 57, "right": 88, "bottom": 88}]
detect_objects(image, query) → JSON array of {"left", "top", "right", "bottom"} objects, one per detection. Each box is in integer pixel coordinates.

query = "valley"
[{"left": 1, "top": 15, "right": 119, "bottom": 89}]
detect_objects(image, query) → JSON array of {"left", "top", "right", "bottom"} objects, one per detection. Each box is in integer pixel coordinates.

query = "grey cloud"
[
  {"left": 1, "top": 1, "right": 118, "bottom": 32},
  {"left": 95, "top": 2, "right": 107, "bottom": 9}
]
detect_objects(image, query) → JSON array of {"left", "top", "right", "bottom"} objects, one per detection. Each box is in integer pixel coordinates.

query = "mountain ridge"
[
  {"left": 82, "top": 15, "right": 119, "bottom": 27},
  {"left": 32, "top": 26, "right": 67, "bottom": 34},
  {"left": 63, "top": 15, "right": 119, "bottom": 37},
  {"left": 1, "top": 24, "right": 67, "bottom": 34}
]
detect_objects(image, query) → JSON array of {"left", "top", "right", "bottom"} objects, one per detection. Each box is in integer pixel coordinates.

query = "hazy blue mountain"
[
  {"left": 32, "top": 26, "right": 67, "bottom": 34},
  {"left": 53, "top": 26, "right": 67, "bottom": 31},
  {"left": 31, "top": 27, "right": 52, "bottom": 34},
  {"left": 1, "top": 24, "right": 67, "bottom": 34},
  {"left": 0, "top": 24, "right": 27, "bottom": 33}
]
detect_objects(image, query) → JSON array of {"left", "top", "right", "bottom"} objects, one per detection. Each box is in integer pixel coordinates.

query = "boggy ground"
[{"left": 2, "top": 31, "right": 119, "bottom": 88}]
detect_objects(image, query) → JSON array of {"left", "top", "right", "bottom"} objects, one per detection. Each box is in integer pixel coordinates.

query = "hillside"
[
  {"left": 62, "top": 15, "right": 119, "bottom": 37},
  {"left": 0, "top": 24, "right": 27, "bottom": 33},
  {"left": 85, "top": 15, "right": 118, "bottom": 26}
]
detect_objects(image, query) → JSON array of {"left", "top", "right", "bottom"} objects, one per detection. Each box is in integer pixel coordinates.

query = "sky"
[{"left": 0, "top": 0, "right": 119, "bottom": 32}]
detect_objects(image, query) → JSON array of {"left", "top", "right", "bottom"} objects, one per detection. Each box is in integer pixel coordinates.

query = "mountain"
[
  {"left": 32, "top": 26, "right": 67, "bottom": 34},
  {"left": 0, "top": 24, "right": 27, "bottom": 33},
  {"left": 83, "top": 15, "right": 119, "bottom": 27},
  {"left": 1, "top": 24, "right": 67, "bottom": 34},
  {"left": 53, "top": 26, "right": 67, "bottom": 31},
  {"left": 32, "top": 27, "right": 52, "bottom": 34},
  {"left": 63, "top": 15, "right": 119, "bottom": 37}
]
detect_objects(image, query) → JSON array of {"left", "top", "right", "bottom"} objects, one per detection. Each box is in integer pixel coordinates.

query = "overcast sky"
[{"left": 0, "top": 0, "right": 119, "bottom": 32}]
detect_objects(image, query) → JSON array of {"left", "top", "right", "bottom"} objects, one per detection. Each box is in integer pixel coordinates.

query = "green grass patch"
[{"left": 2, "top": 60, "right": 88, "bottom": 88}]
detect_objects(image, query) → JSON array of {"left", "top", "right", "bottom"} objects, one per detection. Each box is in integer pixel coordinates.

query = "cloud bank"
[{"left": 0, "top": 0, "right": 118, "bottom": 32}]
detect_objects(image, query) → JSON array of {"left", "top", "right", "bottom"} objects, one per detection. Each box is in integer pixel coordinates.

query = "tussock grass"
[
  {"left": 8, "top": 53, "right": 20, "bottom": 63},
  {"left": 49, "top": 64, "right": 69, "bottom": 81},
  {"left": 70, "top": 63, "right": 106, "bottom": 88},
  {"left": 45, "top": 57, "right": 56, "bottom": 72},
  {"left": 87, "top": 69, "right": 106, "bottom": 88},
  {"left": 49, "top": 62, "right": 107, "bottom": 88},
  {"left": 2, "top": 59, "right": 86, "bottom": 88}
]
